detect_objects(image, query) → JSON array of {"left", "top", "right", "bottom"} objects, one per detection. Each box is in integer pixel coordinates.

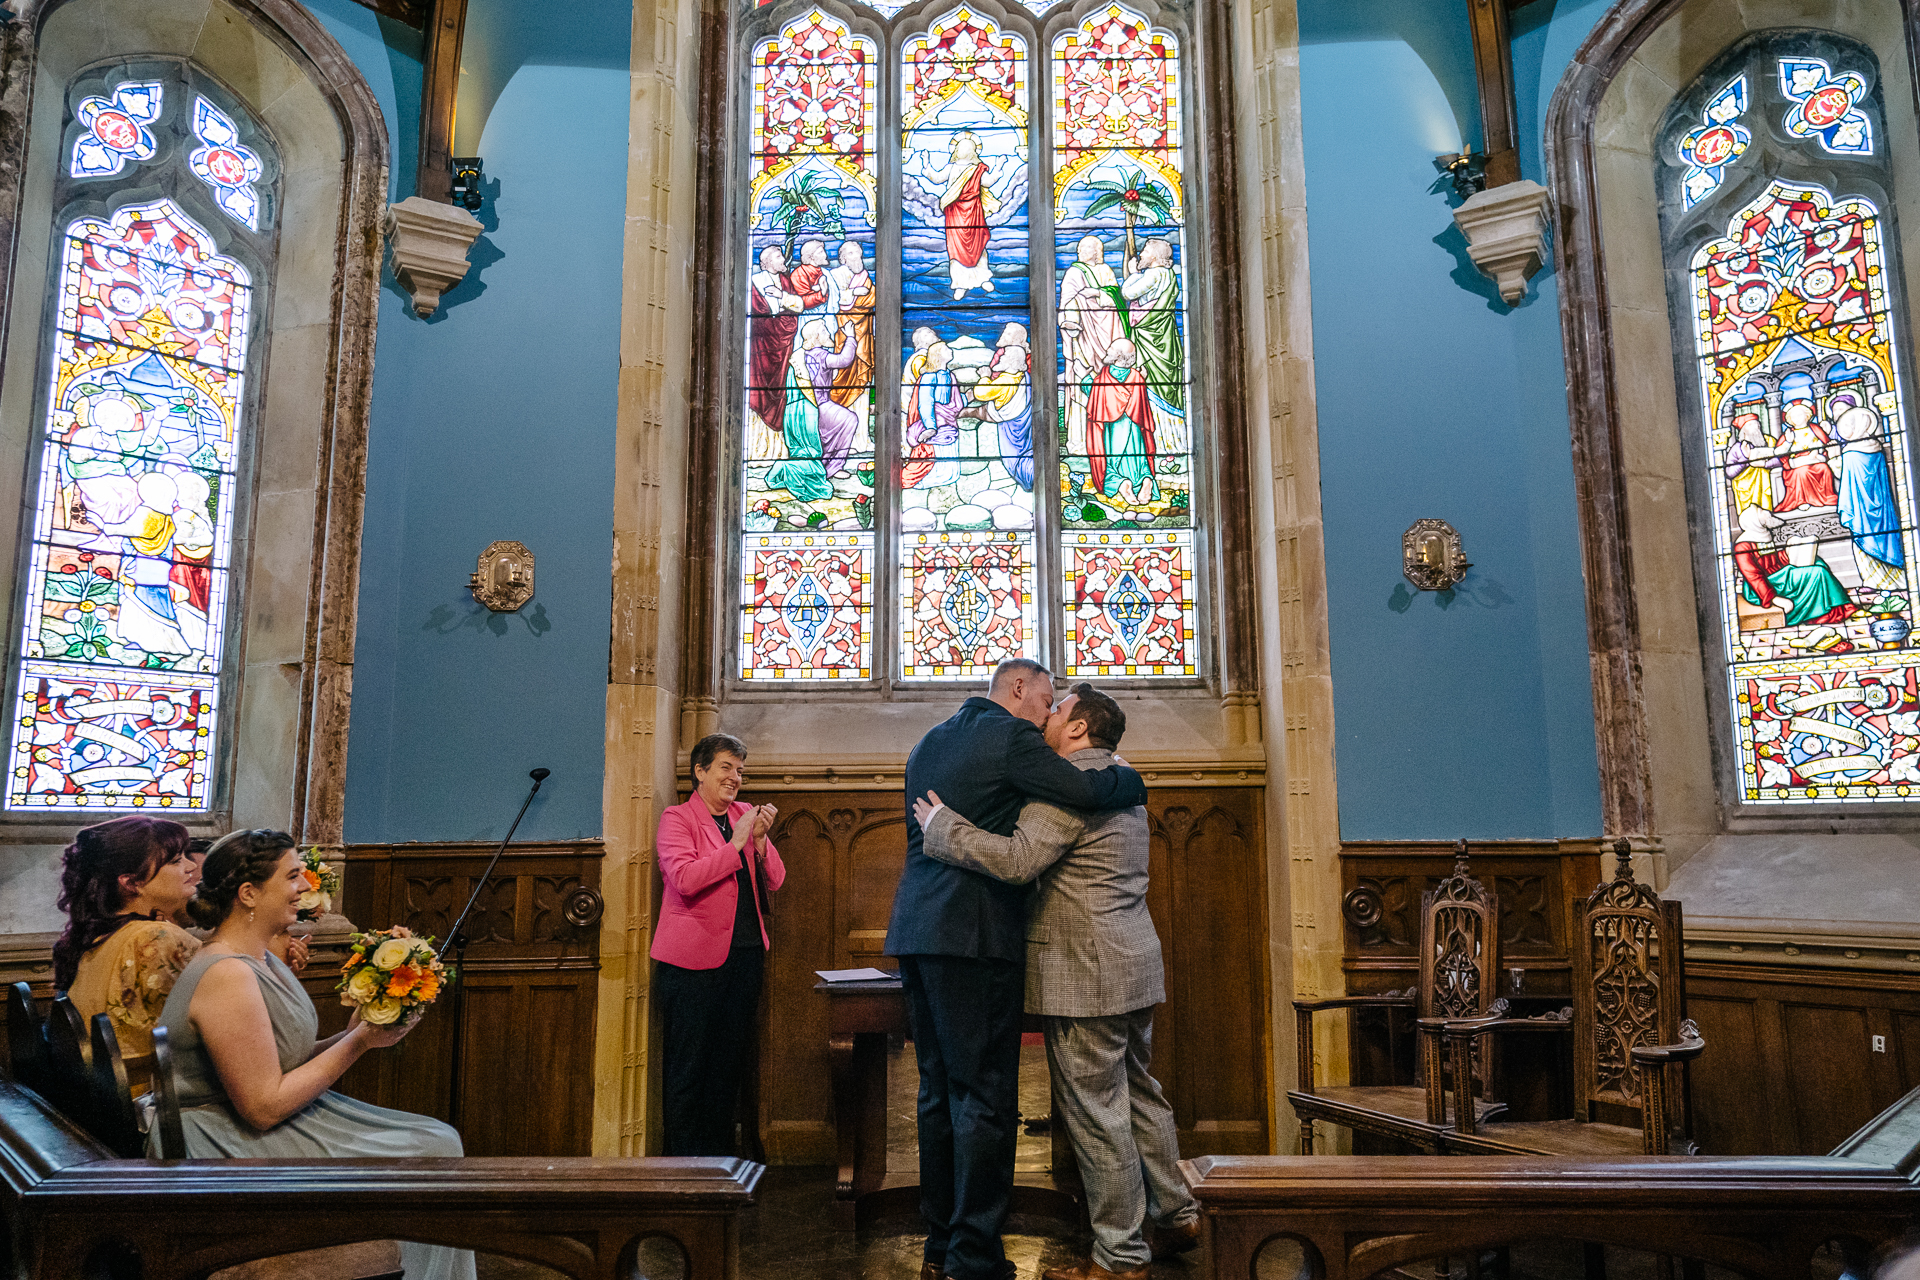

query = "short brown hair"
[
  {"left": 1065, "top": 682, "right": 1126, "bottom": 751},
  {"left": 691, "top": 733, "right": 748, "bottom": 776}
]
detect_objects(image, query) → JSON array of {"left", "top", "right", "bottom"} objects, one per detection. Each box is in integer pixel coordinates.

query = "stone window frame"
[
  {"left": 0, "top": 0, "right": 386, "bottom": 854},
  {"left": 1548, "top": 0, "right": 1920, "bottom": 860},
  {"left": 680, "top": 0, "right": 1261, "bottom": 713}
]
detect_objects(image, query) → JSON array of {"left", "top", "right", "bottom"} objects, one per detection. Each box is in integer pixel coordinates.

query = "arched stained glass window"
[
  {"left": 8, "top": 63, "right": 275, "bottom": 811},
  {"left": 1658, "top": 33, "right": 1920, "bottom": 806},
  {"left": 736, "top": 0, "right": 1201, "bottom": 685}
]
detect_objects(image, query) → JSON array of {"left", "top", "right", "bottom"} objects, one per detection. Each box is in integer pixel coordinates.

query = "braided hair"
[
  {"left": 187, "top": 829, "right": 297, "bottom": 930},
  {"left": 52, "top": 817, "right": 190, "bottom": 989}
]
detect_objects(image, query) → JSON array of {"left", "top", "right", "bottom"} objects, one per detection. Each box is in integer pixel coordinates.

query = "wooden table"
[{"left": 817, "top": 977, "right": 1081, "bottom": 1229}]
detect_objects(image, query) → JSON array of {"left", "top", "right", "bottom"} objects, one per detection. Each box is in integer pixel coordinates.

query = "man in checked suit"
[
  {"left": 912, "top": 683, "right": 1200, "bottom": 1280},
  {"left": 886, "top": 658, "right": 1147, "bottom": 1280}
]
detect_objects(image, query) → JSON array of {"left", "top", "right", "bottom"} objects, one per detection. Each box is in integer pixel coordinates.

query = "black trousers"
[
  {"left": 900, "top": 953, "right": 1025, "bottom": 1280},
  {"left": 654, "top": 945, "right": 765, "bottom": 1157}
]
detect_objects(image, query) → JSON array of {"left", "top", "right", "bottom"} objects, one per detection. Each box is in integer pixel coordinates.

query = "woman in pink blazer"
[{"left": 651, "top": 733, "right": 786, "bottom": 1156}]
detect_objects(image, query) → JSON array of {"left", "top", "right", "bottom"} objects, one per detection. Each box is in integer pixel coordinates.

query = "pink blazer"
[{"left": 650, "top": 794, "right": 787, "bottom": 970}]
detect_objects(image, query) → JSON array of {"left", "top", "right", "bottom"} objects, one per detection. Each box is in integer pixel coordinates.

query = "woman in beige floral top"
[{"left": 54, "top": 817, "right": 199, "bottom": 1095}]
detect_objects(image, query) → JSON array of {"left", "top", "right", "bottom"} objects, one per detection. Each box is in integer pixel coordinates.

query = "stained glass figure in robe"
[
  {"left": 741, "top": 10, "right": 879, "bottom": 679},
  {"left": 1051, "top": 4, "right": 1195, "bottom": 675},
  {"left": 898, "top": 7, "right": 1038, "bottom": 679},
  {"left": 1688, "top": 180, "right": 1920, "bottom": 801},
  {"left": 9, "top": 200, "right": 250, "bottom": 809}
]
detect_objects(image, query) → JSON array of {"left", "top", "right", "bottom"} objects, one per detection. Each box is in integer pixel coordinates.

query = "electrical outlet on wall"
[{"left": 1873, "top": 1035, "right": 1887, "bottom": 1052}]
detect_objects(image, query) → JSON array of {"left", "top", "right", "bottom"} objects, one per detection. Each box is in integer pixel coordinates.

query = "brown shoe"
[
  {"left": 1148, "top": 1215, "right": 1202, "bottom": 1259},
  {"left": 1042, "top": 1261, "right": 1147, "bottom": 1280}
]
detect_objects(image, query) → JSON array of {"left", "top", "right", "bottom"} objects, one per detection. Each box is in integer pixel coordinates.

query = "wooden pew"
[
  {"left": 1185, "top": 1084, "right": 1920, "bottom": 1280},
  {"left": 0, "top": 1071, "right": 762, "bottom": 1280}
]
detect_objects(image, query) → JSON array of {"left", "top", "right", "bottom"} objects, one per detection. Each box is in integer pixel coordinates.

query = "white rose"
[
  {"left": 361, "top": 997, "right": 404, "bottom": 1025},
  {"left": 370, "top": 938, "right": 412, "bottom": 969},
  {"left": 296, "top": 889, "right": 328, "bottom": 915},
  {"left": 346, "top": 968, "right": 381, "bottom": 1003}
]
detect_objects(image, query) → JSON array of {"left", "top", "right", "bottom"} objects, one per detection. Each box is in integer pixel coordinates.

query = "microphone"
[{"left": 439, "top": 767, "right": 551, "bottom": 961}]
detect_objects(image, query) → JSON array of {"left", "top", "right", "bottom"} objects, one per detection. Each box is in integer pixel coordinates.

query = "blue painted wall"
[
  {"left": 302, "top": 0, "right": 629, "bottom": 842},
  {"left": 1298, "top": 0, "right": 1615, "bottom": 840}
]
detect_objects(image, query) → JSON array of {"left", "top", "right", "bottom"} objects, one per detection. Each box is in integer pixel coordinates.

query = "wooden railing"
[
  {"left": 0, "top": 1077, "right": 761, "bottom": 1280},
  {"left": 1186, "top": 1085, "right": 1920, "bottom": 1280}
]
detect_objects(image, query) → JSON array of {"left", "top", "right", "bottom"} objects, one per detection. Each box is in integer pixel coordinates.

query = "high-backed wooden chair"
[
  {"left": 1438, "top": 840, "right": 1706, "bottom": 1156},
  {"left": 1290, "top": 841, "right": 1508, "bottom": 1153}
]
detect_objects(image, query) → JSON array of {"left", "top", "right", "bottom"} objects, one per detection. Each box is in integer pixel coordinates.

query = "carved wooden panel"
[
  {"left": 1341, "top": 842, "right": 1600, "bottom": 1001},
  {"left": 751, "top": 786, "right": 1271, "bottom": 1163},
  {"left": 329, "top": 841, "right": 603, "bottom": 1158}
]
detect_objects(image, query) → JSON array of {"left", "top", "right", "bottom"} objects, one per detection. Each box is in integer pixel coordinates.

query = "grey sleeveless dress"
[{"left": 155, "top": 949, "right": 476, "bottom": 1280}]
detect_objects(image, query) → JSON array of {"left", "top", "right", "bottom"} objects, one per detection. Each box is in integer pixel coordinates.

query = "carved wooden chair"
[
  {"left": 1290, "top": 841, "right": 1508, "bottom": 1153},
  {"left": 1438, "top": 840, "right": 1706, "bottom": 1157}
]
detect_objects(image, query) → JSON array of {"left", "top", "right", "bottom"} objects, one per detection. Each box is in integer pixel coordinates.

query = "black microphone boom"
[{"left": 439, "top": 767, "right": 549, "bottom": 961}]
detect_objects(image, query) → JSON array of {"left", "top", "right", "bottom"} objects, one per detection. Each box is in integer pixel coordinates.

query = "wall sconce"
[
  {"left": 450, "top": 157, "right": 485, "bottom": 214},
  {"left": 469, "top": 540, "right": 535, "bottom": 611},
  {"left": 1403, "top": 519, "right": 1471, "bottom": 591}
]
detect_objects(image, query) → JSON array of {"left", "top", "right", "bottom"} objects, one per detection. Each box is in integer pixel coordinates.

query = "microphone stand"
[{"left": 439, "top": 767, "right": 548, "bottom": 1133}]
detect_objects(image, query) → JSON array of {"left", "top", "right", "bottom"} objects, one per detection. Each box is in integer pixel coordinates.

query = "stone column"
[
  {"left": 595, "top": 0, "right": 705, "bottom": 1157},
  {"left": 1235, "top": 0, "right": 1346, "bottom": 1150}
]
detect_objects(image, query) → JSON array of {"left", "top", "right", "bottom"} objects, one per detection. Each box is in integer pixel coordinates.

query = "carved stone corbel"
[
  {"left": 385, "top": 195, "right": 482, "bottom": 317},
  {"left": 1452, "top": 179, "right": 1553, "bottom": 305}
]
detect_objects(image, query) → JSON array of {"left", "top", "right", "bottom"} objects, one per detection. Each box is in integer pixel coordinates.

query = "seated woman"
[
  {"left": 158, "top": 829, "right": 475, "bottom": 1280},
  {"left": 54, "top": 817, "right": 200, "bottom": 1095}
]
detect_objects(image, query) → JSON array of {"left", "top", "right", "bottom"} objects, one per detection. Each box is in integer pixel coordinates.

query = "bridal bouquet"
[
  {"left": 337, "top": 926, "right": 446, "bottom": 1025},
  {"left": 295, "top": 847, "right": 340, "bottom": 922}
]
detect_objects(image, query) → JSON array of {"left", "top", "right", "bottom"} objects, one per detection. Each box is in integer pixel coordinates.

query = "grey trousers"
[{"left": 1043, "top": 1007, "right": 1198, "bottom": 1272}]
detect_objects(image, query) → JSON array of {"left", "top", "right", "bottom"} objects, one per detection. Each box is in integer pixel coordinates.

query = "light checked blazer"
[{"left": 922, "top": 747, "right": 1165, "bottom": 1018}]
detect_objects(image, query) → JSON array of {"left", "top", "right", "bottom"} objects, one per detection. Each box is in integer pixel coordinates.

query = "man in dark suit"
[{"left": 886, "top": 658, "right": 1148, "bottom": 1280}]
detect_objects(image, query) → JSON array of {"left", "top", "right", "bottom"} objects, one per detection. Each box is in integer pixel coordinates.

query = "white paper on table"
[{"left": 815, "top": 967, "right": 894, "bottom": 982}]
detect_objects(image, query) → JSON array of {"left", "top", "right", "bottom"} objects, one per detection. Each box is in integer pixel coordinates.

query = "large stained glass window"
[
  {"left": 899, "top": 7, "right": 1037, "bottom": 679},
  {"left": 1660, "top": 35, "right": 1920, "bottom": 805},
  {"left": 736, "top": 1, "right": 1199, "bottom": 684},
  {"left": 9, "top": 66, "right": 273, "bottom": 811},
  {"left": 742, "top": 9, "right": 879, "bottom": 681}
]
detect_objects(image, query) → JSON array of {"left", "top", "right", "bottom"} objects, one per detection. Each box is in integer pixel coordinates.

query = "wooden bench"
[
  {"left": 1184, "top": 1083, "right": 1920, "bottom": 1280},
  {"left": 2, "top": 984, "right": 762, "bottom": 1280}
]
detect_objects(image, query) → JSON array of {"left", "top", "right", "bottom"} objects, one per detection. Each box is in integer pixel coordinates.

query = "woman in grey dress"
[{"left": 156, "top": 829, "right": 475, "bottom": 1280}]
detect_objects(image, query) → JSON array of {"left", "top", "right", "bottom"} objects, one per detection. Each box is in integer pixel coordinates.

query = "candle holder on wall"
[{"left": 1403, "top": 519, "right": 1471, "bottom": 591}]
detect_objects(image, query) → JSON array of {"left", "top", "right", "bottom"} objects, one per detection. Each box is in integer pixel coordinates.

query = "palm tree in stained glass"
[
  {"left": 772, "top": 171, "right": 847, "bottom": 260},
  {"left": 1082, "top": 168, "right": 1174, "bottom": 263}
]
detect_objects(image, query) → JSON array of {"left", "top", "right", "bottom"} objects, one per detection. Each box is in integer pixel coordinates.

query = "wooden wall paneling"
[
  {"left": 760, "top": 801, "right": 840, "bottom": 1164},
  {"left": 331, "top": 842, "right": 602, "bottom": 1157},
  {"left": 1151, "top": 789, "right": 1272, "bottom": 1156},
  {"left": 748, "top": 787, "right": 1273, "bottom": 1164},
  {"left": 1685, "top": 963, "right": 1920, "bottom": 1156},
  {"left": 1682, "top": 992, "right": 1771, "bottom": 1154}
]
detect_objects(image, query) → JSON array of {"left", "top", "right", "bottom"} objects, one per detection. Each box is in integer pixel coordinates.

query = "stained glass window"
[
  {"left": 1053, "top": 4, "right": 1195, "bottom": 676},
  {"left": 899, "top": 7, "right": 1037, "bottom": 679},
  {"left": 10, "top": 202, "right": 249, "bottom": 809},
  {"left": 741, "top": 9, "right": 878, "bottom": 680},
  {"left": 71, "top": 82, "right": 163, "bottom": 179},
  {"left": 9, "top": 66, "right": 274, "bottom": 812},
  {"left": 735, "top": 1, "right": 1199, "bottom": 684},
  {"left": 1661, "top": 36, "right": 1920, "bottom": 805},
  {"left": 188, "top": 97, "right": 266, "bottom": 230}
]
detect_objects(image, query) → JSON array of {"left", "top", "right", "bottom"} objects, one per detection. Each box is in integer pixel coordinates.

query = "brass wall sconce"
[
  {"left": 469, "top": 540, "right": 535, "bottom": 612},
  {"left": 1403, "top": 519, "right": 1471, "bottom": 591}
]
